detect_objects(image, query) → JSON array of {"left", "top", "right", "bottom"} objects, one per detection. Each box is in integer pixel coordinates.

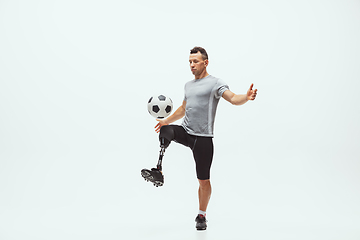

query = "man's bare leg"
[{"left": 198, "top": 179, "right": 212, "bottom": 212}]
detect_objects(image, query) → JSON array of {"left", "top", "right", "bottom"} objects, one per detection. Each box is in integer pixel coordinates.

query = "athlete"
[{"left": 141, "top": 46, "right": 258, "bottom": 230}]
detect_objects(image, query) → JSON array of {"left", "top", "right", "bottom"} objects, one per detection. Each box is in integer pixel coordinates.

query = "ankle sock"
[{"left": 199, "top": 210, "right": 206, "bottom": 217}]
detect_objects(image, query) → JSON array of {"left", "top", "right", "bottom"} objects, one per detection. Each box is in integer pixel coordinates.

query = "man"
[{"left": 141, "top": 46, "right": 258, "bottom": 230}]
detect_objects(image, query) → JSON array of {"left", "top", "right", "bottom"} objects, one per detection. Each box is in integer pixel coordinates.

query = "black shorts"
[{"left": 159, "top": 125, "right": 213, "bottom": 180}]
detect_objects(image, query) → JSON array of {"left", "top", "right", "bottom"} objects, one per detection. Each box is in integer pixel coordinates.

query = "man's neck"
[{"left": 195, "top": 71, "right": 209, "bottom": 80}]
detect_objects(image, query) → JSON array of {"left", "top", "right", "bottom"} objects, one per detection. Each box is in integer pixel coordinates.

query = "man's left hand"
[{"left": 247, "top": 83, "right": 258, "bottom": 101}]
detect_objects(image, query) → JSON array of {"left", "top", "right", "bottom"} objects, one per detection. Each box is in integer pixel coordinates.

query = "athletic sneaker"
[
  {"left": 141, "top": 168, "right": 164, "bottom": 187},
  {"left": 195, "top": 214, "right": 207, "bottom": 230}
]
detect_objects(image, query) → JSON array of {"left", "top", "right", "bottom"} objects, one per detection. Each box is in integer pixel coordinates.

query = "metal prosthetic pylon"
[{"left": 156, "top": 147, "right": 165, "bottom": 171}]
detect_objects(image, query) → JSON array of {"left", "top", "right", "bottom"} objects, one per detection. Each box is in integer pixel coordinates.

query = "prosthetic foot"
[
  {"left": 141, "top": 168, "right": 164, "bottom": 187},
  {"left": 141, "top": 141, "right": 167, "bottom": 187}
]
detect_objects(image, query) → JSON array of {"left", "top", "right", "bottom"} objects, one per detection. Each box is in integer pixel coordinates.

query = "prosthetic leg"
[{"left": 141, "top": 138, "right": 169, "bottom": 187}]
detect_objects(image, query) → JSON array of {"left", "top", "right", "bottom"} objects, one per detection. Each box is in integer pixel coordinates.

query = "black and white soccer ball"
[{"left": 147, "top": 95, "right": 173, "bottom": 119}]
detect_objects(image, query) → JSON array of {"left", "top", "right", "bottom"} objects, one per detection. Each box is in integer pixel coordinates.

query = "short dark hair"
[{"left": 190, "top": 46, "right": 208, "bottom": 60}]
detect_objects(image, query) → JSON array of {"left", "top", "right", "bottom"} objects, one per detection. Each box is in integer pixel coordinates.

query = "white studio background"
[{"left": 0, "top": 0, "right": 359, "bottom": 239}]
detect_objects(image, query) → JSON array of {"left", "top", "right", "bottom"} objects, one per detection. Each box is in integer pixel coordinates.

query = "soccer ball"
[{"left": 147, "top": 95, "right": 173, "bottom": 119}]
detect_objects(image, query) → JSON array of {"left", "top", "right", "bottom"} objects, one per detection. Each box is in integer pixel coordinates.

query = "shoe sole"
[
  {"left": 141, "top": 169, "right": 163, "bottom": 187},
  {"left": 196, "top": 225, "right": 207, "bottom": 230}
]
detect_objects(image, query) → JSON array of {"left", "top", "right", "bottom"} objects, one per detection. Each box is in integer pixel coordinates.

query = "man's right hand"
[
  {"left": 155, "top": 119, "right": 169, "bottom": 133},
  {"left": 154, "top": 101, "right": 187, "bottom": 133}
]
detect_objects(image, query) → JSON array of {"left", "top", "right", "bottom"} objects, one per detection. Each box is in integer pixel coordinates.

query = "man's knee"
[{"left": 198, "top": 179, "right": 211, "bottom": 189}]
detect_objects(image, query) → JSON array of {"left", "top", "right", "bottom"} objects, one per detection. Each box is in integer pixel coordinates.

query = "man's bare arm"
[
  {"left": 222, "top": 83, "right": 258, "bottom": 105},
  {"left": 155, "top": 100, "right": 186, "bottom": 133}
]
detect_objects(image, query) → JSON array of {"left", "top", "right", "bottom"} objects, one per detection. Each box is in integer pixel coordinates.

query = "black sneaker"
[
  {"left": 195, "top": 214, "right": 207, "bottom": 230},
  {"left": 141, "top": 168, "right": 164, "bottom": 187}
]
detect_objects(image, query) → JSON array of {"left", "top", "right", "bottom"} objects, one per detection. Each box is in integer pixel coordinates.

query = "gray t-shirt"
[{"left": 181, "top": 75, "right": 229, "bottom": 137}]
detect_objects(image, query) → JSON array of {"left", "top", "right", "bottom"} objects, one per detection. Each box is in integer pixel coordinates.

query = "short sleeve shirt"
[{"left": 182, "top": 75, "right": 229, "bottom": 137}]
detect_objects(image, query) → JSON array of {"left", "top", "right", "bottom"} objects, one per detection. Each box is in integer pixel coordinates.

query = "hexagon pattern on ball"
[{"left": 148, "top": 94, "right": 173, "bottom": 119}]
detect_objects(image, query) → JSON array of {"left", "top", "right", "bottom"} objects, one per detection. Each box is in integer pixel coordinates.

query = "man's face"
[{"left": 189, "top": 52, "right": 208, "bottom": 76}]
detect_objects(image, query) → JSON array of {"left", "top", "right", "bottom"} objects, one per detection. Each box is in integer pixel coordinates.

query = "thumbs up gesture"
[{"left": 247, "top": 83, "right": 258, "bottom": 101}]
